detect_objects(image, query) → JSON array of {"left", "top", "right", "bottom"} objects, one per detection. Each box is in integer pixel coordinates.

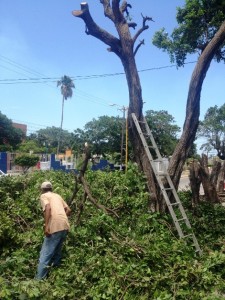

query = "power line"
[
  {"left": 0, "top": 61, "right": 197, "bottom": 85},
  {"left": 0, "top": 55, "right": 56, "bottom": 88},
  {"left": 0, "top": 54, "right": 52, "bottom": 77}
]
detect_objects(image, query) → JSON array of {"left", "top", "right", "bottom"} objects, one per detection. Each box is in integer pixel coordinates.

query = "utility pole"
[
  {"left": 110, "top": 104, "right": 128, "bottom": 170},
  {"left": 119, "top": 106, "right": 126, "bottom": 169}
]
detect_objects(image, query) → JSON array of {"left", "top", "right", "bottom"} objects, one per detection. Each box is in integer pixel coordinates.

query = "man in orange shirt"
[{"left": 36, "top": 181, "right": 71, "bottom": 280}]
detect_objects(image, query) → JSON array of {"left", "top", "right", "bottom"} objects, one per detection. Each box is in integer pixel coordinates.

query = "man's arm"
[{"left": 44, "top": 203, "right": 51, "bottom": 236}]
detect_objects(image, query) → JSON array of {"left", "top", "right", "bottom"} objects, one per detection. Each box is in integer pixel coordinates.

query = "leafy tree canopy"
[
  {"left": 29, "top": 127, "right": 73, "bottom": 153},
  {"left": 198, "top": 103, "right": 225, "bottom": 159},
  {"left": 79, "top": 115, "right": 123, "bottom": 156},
  {"left": 71, "top": 128, "right": 86, "bottom": 154},
  {"left": 153, "top": 0, "right": 225, "bottom": 66},
  {"left": 145, "top": 110, "right": 180, "bottom": 157},
  {"left": 17, "top": 140, "right": 44, "bottom": 154},
  {"left": 14, "top": 154, "right": 39, "bottom": 173},
  {"left": 0, "top": 111, "right": 24, "bottom": 151}
]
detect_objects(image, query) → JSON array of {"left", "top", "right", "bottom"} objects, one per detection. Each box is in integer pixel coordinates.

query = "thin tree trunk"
[
  {"left": 199, "top": 154, "right": 220, "bottom": 203},
  {"left": 57, "top": 96, "right": 65, "bottom": 155},
  {"left": 217, "top": 161, "right": 225, "bottom": 193},
  {"left": 189, "top": 160, "right": 201, "bottom": 207}
]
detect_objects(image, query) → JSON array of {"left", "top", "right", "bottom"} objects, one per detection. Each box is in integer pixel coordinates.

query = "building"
[{"left": 12, "top": 122, "right": 27, "bottom": 136}]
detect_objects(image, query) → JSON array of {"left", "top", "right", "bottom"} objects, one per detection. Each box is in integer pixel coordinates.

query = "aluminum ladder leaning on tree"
[{"left": 131, "top": 113, "right": 202, "bottom": 255}]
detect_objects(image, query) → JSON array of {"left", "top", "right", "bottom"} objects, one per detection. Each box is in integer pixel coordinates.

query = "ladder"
[{"left": 131, "top": 113, "right": 202, "bottom": 255}]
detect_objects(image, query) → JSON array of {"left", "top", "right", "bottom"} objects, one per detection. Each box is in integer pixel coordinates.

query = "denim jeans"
[{"left": 36, "top": 230, "right": 68, "bottom": 280}]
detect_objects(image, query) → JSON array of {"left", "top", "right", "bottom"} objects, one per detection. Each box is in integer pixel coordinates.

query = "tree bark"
[
  {"left": 217, "top": 161, "right": 225, "bottom": 193},
  {"left": 73, "top": 2, "right": 160, "bottom": 210},
  {"left": 199, "top": 154, "right": 220, "bottom": 203},
  {"left": 189, "top": 160, "right": 201, "bottom": 206},
  {"left": 168, "top": 21, "right": 225, "bottom": 189}
]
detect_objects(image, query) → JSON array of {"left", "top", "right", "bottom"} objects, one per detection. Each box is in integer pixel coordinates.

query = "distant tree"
[
  {"left": 71, "top": 128, "right": 88, "bottom": 155},
  {"left": 153, "top": 0, "right": 225, "bottom": 188},
  {"left": 57, "top": 75, "right": 75, "bottom": 154},
  {"left": 29, "top": 127, "right": 73, "bottom": 153},
  {"left": 0, "top": 111, "right": 24, "bottom": 151},
  {"left": 145, "top": 110, "right": 180, "bottom": 157},
  {"left": 84, "top": 115, "right": 122, "bottom": 156},
  {"left": 14, "top": 154, "right": 39, "bottom": 173},
  {"left": 198, "top": 104, "right": 225, "bottom": 160},
  {"left": 17, "top": 140, "right": 43, "bottom": 154}
]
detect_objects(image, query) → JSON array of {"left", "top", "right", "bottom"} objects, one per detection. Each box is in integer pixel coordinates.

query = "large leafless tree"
[{"left": 72, "top": 1, "right": 225, "bottom": 211}]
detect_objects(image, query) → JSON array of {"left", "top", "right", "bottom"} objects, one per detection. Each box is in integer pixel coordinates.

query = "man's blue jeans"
[{"left": 36, "top": 230, "right": 68, "bottom": 280}]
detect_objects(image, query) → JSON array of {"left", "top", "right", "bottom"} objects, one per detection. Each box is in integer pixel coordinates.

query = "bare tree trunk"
[
  {"left": 217, "top": 161, "right": 225, "bottom": 193},
  {"left": 73, "top": 2, "right": 160, "bottom": 211},
  {"left": 199, "top": 154, "right": 220, "bottom": 203},
  {"left": 57, "top": 96, "right": 65, "bottom": 155},
  {"left": 189, "top": 160, "right": 201, "bottom": 207},
  {"left": 168, "top": 21, "right": 225, "bottom": 189},
  {"left": 210, "top": 159, "right": 221, "bottom": 187}
]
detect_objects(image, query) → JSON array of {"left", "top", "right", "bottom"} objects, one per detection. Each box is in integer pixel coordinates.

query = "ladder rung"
[
  {"left": 177, "top": 217, "right": 187, "bottom": 222},
  {"left": 164, "top": 187, "right": 173, "bottom": 191},
  {"left": 157, "top": 173, "right": 167, "bottom": 176},
  {"left": 195, "top": 249, "right": 201, "bottom": 253},
  {"left": 183, "top": 234, "right": 193, "bottom": 239},
  {"left": 170, "top": 202, "right": 180, "bottom": 206}
]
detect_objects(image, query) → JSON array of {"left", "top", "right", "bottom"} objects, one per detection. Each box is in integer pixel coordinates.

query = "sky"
[{"left": 0, "top": 1, "right": 224, "bottom": 151}]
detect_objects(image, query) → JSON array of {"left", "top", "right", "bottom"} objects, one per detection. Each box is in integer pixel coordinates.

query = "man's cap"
[{"left": 41, "top": 181, "right": 52, "bottom": 189}]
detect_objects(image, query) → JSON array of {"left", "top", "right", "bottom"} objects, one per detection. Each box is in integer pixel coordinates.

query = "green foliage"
[
  {"left": 145, "top": 110, "right": 180, "bottom": 157},
  {"left": 152, "top": 0, "right": 225, "bottom": 66},
  {"left": 0, "top": 111, "right": 24, "bottom": 151},
  {"left": 1, "top": 169, "right": 225, "bottom": 299},
  {"left": 17, "top": 140, "right": 44, "bottom": 154},
  {"left": 14, "top": 154, "right": 39, "bottom": 173},
  {"left": 29, "top": 126, "right": 73, "bottom": 153},
  {"left": 198, "top": 104, "right": 225, "bottom": 159},
  {"left": 82, "top": 115, "right": 123, "bottom": 156}
]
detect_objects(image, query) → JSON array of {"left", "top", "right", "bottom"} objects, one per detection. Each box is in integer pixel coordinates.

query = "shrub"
[{"left": 1, "top": 167, "right": 225, "bottom": 299}]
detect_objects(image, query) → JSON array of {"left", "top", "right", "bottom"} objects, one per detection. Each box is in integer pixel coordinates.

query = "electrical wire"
[{"left": 0, "top": 61, "right": 197, "bottom": 84}]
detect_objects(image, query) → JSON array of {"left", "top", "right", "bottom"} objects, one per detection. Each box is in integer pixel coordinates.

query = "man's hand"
[{"left": 44, "top": 225, "right": 51, "bottom": 237}]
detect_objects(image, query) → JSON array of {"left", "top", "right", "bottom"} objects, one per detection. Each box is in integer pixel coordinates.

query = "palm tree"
[{"left": 57, "top": 75, "right": 75, "bottom": 155}]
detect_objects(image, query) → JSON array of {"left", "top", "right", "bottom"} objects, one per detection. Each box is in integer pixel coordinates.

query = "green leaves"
[
  {"left": 198, "top": 103, "right": 225, "bottom": 159},
  {"left": 1, "top": 169, "right": 225, "bottom": 298},
  {"left": 153, "top": 0, "right": 225, "bottom": 66},
  {"left": 0, "top": 111, "right": 24, "bottom": 151},
  {"left": 14, "top": 154, "right": 39, "bottom": 174}
]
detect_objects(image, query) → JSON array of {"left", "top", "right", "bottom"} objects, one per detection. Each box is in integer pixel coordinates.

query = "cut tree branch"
[
  {"left": 120, "top": 1, "right": 132, "bottom": 16},
  {"left": 70, "top": 143, "right": 119, "bottom": 219},
  {"left": 134, "top": 39, "right": 145, "bottom": 56},
  {"left": 100, "top": 0, "right": 114, "bottom": 22},
  {"left": 112, "top": 0, "right": 121, "bottom": 20},
  {"left": 128, "top": 22, "right": 137, "bottom": 30},
  {"left": 80, "top": 176, "right": 119, "bottom": 218},
  {"left": 72, "top": 2, "right": 121, "bottom": 55},
  {"left": 133, "top": 14, "right": 154, "bottom": 45}
]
